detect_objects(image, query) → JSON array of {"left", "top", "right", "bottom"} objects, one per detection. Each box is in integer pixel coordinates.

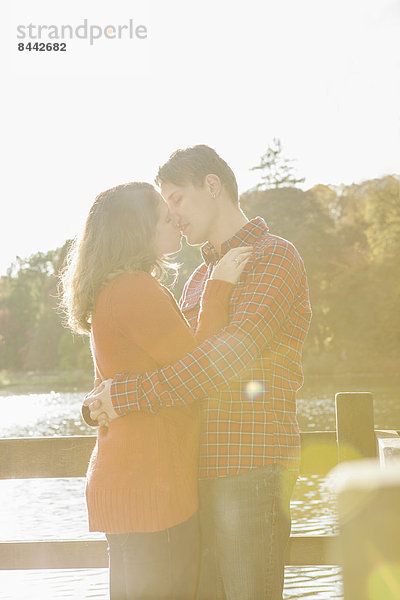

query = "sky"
[{"left": 1, "top": 0, "right": 399, "bottom": 276}]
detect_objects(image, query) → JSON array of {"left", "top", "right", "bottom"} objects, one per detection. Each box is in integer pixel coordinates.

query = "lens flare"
[
  {"left": 244, "top": 380, "right": 266, "bottom": 402},
  {"left": 368, "top": 562, "right": 400, "bottom": 599}
]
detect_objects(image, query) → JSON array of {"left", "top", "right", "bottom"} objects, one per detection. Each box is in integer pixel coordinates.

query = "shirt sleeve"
[{"left": 110, "top": 240, "right": 305, "bottom": 415}]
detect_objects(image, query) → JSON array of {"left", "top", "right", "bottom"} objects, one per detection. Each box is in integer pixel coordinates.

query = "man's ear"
[{"left": 205, "top": 174, "right": 222, "bottom": 198}]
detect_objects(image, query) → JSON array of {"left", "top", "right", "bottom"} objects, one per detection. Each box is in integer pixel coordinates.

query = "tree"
[
  {"left": 240, "top": 185, "right": 340, "bottom": 358},
  {"left": 250, "top": 138, "right": 305, "bottom": 190},
  {"left": 0, "top": 245, "right": 74, "bottom": 370}
]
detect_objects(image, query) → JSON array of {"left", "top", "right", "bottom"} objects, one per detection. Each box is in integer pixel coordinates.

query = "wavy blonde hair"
[{"left": 60, "top": 182, "right": 177, "bottom": 335}]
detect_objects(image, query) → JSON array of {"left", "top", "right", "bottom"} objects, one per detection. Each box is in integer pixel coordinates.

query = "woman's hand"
[{"left": 211, "top": 246, "right": 252, "bottom": 284}]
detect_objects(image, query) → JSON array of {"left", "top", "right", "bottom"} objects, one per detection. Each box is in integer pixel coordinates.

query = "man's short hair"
[{"left": 156, "top": 145, "right": 239, "bottom": 204}]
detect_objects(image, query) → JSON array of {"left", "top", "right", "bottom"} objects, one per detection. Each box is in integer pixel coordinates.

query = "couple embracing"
[{"left": 61, "top": 145, "right": 311, "bottom": 600}]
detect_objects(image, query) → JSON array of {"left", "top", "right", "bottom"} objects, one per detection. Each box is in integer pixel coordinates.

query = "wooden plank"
[
  {"left": 0, "top": 540, "right": 108, "bottom": 570},
  {"left": 286, "top": 534, "right": 338, "bottom": 566},
  {"left": 0, "top": 432, "right": 339, "bottom": 479},
  {"left": 0, "top": 535, "right": 338, "bottom": 570},
  {"left": 0, "top": 436, "right": 96, "bottom": 479}
]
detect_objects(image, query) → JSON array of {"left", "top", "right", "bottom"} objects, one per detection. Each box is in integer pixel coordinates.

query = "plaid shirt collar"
[{"left": 201, "top": 216, "right": 269, "bottom": 265}]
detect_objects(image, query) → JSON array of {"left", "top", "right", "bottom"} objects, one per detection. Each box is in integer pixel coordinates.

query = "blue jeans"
[
  {"left": 197, "top": 465, "right": 296, "bottom": 600},
  {"left": 106, "top": 512, "right": 199, "bottom": 599}
]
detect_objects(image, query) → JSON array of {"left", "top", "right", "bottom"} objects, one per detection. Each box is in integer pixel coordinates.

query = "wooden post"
[
  {"left": 330, "top": 460, "right": 400, "bottom": 600},
  {"left": 335, "top": 392, "right": 376, "bottom": 462}
]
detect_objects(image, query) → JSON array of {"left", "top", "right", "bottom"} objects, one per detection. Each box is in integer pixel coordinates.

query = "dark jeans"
[
  {"left": 197, "top": 465, "right": 297, "bottom": 600},
  {"left": 106, "top": 512, "right": 199, "bottom": 600}
]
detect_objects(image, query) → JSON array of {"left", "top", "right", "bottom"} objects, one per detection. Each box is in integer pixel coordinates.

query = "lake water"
[{"left": 0, "top": 375, "right": 399, "bottom": 599}]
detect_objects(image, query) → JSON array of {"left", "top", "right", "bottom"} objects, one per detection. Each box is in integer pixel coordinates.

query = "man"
[{"left": 85, "top": 145, "right": 312, "bottom": 599}]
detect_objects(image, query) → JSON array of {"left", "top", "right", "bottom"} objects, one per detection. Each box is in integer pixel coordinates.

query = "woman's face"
[{"left": 154, "top": 199, "right": 182, "bottom": 257}]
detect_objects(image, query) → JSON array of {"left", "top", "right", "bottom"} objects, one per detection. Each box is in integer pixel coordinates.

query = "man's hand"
[{"left": 83, "top": 379, "right": 119, "bottom": 426}]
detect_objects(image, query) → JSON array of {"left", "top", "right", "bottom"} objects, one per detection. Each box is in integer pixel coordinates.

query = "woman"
[{"left": 60, "top": 182, "right": 250, "bottom": 599}]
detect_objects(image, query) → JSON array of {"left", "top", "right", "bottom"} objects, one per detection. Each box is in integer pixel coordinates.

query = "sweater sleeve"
[
  {"left": 108, "top": 272, "right": 232, "bottom": 366},
  {"left": 82, "top": 336, "right": 106, "bottom": 426},
  {"left": 194, "top": 278, "right": 233, "bottom": 343}
]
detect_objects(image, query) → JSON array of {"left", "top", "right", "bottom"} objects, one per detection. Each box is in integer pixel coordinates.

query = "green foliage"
[{"left": 57, "top": 332, "right": 92, "bottom": 371}]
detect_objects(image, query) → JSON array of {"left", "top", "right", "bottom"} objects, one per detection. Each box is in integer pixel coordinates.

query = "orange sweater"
[{"left": 86, "top": 271, "right": 232, "bottom": 533}]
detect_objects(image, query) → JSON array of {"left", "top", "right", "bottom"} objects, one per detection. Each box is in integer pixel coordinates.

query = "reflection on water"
[
  {"left": 0, "top": 569, "right": 108, "bottom": 600},
  {"left": 0, "top": 476, "right": 336, "bottom": 542},
  {"left": 284, "top": 567, "right": 342, "bottom": 599},
  {"left": 0, "top": 378, "right": 398, "bottom": 599},
  {"left": 0, "top": 391, "right": 89, "bottom": 439},
  {"left": 0, "top": 567, "right": 345, "bottom": 600},
  {"left": 291, "top": 475, "right": 336, "bottom": 536}
]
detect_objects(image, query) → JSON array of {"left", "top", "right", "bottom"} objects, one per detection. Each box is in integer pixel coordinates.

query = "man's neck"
[{"left": 207, "top": 207, "right": 249, "bottom": 253}]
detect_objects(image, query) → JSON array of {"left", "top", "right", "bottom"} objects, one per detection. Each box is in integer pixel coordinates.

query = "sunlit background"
[{"left": 1, "top": 1, "right": 399, "bottom": 598}]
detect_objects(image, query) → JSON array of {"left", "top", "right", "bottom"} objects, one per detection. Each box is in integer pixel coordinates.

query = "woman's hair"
[{"left": 60, "top": 181, "right": 177, "bottom": 335}]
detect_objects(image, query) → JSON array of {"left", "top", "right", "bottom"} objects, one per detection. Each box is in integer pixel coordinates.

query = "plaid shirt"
[{"left": 111, "top": 217, "right": 312, "bottom": 478}]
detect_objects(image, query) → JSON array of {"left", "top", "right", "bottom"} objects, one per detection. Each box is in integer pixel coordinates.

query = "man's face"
[{"left": 160, "top": 181, "right": 216, "bottom": 246}]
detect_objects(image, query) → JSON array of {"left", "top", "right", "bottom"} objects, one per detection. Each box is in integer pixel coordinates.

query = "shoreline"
[
  {"left": 1, "top": 369, "right": 398, "bottom": 397},
  {"left": 0, "top": 370, "right": 93, "bottom": 395}
]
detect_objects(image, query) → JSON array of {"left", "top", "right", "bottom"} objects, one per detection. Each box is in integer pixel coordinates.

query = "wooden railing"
[{"left": 1, "top": 392, "right": 397, "bottom": 571}]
